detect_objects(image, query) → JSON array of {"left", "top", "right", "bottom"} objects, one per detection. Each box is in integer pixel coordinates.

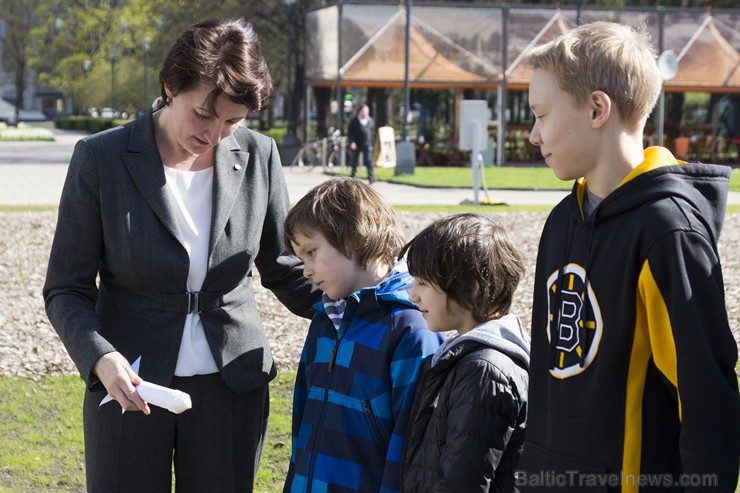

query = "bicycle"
[
  {"left": 290, "top": 138, "right": 326, "bottom": 172},
  {"left": 325, "top": 130, "right": 351, "bottom": 172}
]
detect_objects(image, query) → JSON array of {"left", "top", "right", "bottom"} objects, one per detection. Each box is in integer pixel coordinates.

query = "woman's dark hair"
[
  {"left": 158, "top": 18, "right": 274, "bottom": 113},
  {"left": 399, "top": 213, "right": 525, "bottom": 322}
]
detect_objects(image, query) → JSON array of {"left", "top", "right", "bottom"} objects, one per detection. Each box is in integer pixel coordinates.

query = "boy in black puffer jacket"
[{"left": 399, "top": 213, "right": 530, "bottom": 492}]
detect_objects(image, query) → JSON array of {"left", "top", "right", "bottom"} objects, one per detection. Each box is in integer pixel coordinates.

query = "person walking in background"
[
  {"left": 519, "top": 22, "right": 740, "bottom": 491},
  {"left": 347, "top": 103, "right": 376, "bottom": 183},
  {"left": 43, "top": 18, "right": 318, "bottom": 492},
  {"left": 399, "top": 213, "right": 529, "bottom": 492},
  {"left": 283, "top": 177, "right": 444, "bottom": 492}
]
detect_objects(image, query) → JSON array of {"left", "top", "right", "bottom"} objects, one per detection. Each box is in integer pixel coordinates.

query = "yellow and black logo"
[{"left": 546, "top": 263, "right": 603, "bottom": 378}]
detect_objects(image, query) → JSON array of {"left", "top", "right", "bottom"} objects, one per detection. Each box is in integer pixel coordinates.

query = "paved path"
[{"left": 1, "top": 129, "right": 736, "bottom": 207}]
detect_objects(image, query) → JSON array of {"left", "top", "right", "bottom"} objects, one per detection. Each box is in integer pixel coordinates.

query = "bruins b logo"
[{"left": 546, "top": 263, "right": 603, "bottom": 378}]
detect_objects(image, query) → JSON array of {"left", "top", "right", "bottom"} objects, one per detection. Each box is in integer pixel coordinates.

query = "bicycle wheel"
[
  {"left": 327, "top": 138, "right": 352, "bottom": 172},
  {"left": 304, "top": 143, "right": 323, "bottom": 171},
  {"left": 327, "top": 146, "right": 350, "bottom": 172},
  {"left": 292, "top": 141, "right": 322, "bottom": 172}
]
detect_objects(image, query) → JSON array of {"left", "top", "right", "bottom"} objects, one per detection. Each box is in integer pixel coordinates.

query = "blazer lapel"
[
  {"left": 121, "top": 113, "right": 183, "bottom": 244},
  {"left": 210, "top": 133, "right": 249, "bottom": 254}
]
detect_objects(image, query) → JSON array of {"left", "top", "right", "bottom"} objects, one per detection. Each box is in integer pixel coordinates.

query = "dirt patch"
[{"left": 1, "top": 211, "right": 737, "bottom": 376}]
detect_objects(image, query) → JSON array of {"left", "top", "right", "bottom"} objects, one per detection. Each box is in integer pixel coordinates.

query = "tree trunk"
[
  {"left": 13, "top": 64, "right": 25, "bottom": 125},
  {"left": 314, "top": 86, "right": 332, "bottom": 139}
]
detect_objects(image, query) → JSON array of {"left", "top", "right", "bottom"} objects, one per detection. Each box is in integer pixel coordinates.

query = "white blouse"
[{"left": 163, "top": 165, "right": 219, "bottom": 376}]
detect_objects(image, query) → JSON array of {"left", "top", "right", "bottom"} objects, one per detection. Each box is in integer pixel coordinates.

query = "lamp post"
[
  {"left": 109, "top": 48, "right": 118, "bottom": 111},
  {"left": 142, "top": 37, "right": 151, "bottom": 112},
  {"left": 283, "top": 0, "right": 299, "bottom": 146},
  {"left": 402, "top": 0, "right": 411, "bottom": 142}
]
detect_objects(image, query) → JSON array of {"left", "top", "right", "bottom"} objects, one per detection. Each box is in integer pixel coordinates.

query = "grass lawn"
[
  {"left": 2, "top": 366, "right": 739, "bottom": 492},
  {"left": 330, "top": 165, "right": 571, "bottom": 190},
  {"left": 0, "top": 372, "right": 296, "bottom": 492},
  {"left": 331, "top": 165, "right": 740, "bottom": 192},
  {"left": 0, "top": 124, "right": 55, "bottom": 142}
]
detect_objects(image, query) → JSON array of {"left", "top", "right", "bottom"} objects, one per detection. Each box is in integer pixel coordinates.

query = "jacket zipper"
[
  {"left": 304, "top": 309, "right": 345, "bottom": 492},
  {"left": 363, "top": 400, "right": 390, "bottom": 451},
  {"left": 328, "top": 343, "right": 339, "bottom": 373}
]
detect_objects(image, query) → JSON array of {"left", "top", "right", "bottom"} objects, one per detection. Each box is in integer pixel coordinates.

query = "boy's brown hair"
[
  {"left": 399, "top": 213, "right": 524, "bottom": 322},
  {"left": 526, "top": 21, "right": 662, "bottom": 131},
  {"left": 284, "top": 177, "right": 404, "bottom": 270}
]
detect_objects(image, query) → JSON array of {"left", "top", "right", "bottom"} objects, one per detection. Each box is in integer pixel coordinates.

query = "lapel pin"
[{"left": 233, "top": 164, "right": 242, "bottom": 170}]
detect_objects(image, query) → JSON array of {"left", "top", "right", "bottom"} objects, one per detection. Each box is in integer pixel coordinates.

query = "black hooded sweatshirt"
[{"left": 519, "top": 147, "right": 740, "bottom": 492}]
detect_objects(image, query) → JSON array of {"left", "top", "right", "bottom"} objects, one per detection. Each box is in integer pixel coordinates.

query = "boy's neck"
[
  {"left": 585, "top": 129, "right": 645, "bottom": 198},
  {"left": 353, "top": 259, "right": 391, "bottom": 292},
  {"left": 456, "top": 312, "right": 484, "bottom": 336}
]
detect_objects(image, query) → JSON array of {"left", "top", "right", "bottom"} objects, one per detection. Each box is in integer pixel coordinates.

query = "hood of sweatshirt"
[
  {"left": 432, "top": 314, "right": 531, "bottom": 369},
  {"left": 572, "top": 146, "right": 729, "bottom": 241}
]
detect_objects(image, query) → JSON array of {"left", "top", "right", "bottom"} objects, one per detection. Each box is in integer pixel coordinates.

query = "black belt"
[{"left": 107, "top": 281, "right": 251, "bottom": 314}]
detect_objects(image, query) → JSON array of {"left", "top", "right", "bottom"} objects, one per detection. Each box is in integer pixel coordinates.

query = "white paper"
[
  {"left": 135, "top": 381, "right": 192, "bottom": 414},
  {"left": 99, "top": 356, "right": 192, "bottom": 414}
]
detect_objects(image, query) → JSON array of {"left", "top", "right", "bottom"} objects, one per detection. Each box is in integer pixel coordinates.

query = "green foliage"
[
  {"left": 257, "top": 126, "right": 288, "bottom": 143},
  {"left": 53, "top": 116, "right": 130, "bottom": 133},
  {"left": 24, "top": 0, "right": 292, "bottom": 116}
]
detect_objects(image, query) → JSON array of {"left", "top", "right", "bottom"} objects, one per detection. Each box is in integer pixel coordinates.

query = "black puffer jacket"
[{"left": 401, "top": 315, "right": 530, "bottom": 492}]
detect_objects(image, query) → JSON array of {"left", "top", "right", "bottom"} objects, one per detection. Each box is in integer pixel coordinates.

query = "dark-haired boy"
[{"left": 399, "top": 213, "right": 530, "bottom": 492}]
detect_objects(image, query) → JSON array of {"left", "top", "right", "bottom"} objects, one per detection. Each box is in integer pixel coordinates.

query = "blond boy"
[{"left": 518, "top": 22, "right": 739, "bottom": 492}]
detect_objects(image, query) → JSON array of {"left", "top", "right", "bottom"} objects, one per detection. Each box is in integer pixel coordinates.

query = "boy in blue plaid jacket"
[{"left": 283, "top": 178, "right": 443, "bottom": 493}]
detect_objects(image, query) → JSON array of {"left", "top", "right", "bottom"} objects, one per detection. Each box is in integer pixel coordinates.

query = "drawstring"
[{"left": 580, "top": 213, "right": 596, "bottom": 367}]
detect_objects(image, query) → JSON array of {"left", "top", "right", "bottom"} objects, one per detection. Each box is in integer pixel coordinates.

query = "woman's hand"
[{"left": 93, "top": 352, "right": 151, "bottom": 414}]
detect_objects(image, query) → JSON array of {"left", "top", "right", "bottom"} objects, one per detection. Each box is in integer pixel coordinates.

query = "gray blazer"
[{"left": 43, "top": 113, "right": 317, "bottom": 394}]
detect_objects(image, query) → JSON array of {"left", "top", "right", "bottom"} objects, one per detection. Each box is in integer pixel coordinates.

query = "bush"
[{"left": 53, "top": 116, "right": 130, "bottom": 134}]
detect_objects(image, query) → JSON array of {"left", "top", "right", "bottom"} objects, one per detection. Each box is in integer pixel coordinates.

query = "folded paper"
[{"left": 99, "top": 356, "right": 192, "bottom": 414}]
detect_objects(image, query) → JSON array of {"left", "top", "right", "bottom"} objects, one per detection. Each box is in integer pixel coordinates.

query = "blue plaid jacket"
[{"left": 284, "top": 267, "right": 444, "bottom": 493}]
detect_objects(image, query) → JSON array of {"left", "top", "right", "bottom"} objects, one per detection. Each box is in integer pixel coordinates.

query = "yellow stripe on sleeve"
[
  {"left": 641, "top": 260, "right": 681, "bottom": 417},
  {"left": 621, "top": 260, "right": 681, "bottom": 493}
]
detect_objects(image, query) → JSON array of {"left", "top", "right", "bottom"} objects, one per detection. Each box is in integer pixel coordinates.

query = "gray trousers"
[{"left": 83, "top": 373, "right": 269, "bottom": 492}]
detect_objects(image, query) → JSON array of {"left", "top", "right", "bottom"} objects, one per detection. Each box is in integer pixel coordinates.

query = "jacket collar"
[
  {"left": 210, "top": 132, "right": 249, "bottom": 254},
  {"left": 121, "top": 112, "right": 182, "bottom": 243}
]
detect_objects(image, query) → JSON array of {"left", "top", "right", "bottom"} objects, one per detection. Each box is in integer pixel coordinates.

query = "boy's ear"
[{"left": 588, "top": 90, "right": 612, "bottom": 129}]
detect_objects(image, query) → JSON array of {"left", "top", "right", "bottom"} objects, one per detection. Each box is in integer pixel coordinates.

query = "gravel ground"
[{"left": 1, "top": 210, "right": 738, "bottom": 377}]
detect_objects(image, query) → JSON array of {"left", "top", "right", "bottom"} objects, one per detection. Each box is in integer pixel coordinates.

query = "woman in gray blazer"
[{"left": 43, "top": 18, "right": 318, "bottom": 492}]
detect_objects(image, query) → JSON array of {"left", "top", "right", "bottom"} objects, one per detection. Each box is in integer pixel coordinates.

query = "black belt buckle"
[{"left": 187, "top": 292, "right": 201, "bottom": 314}]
